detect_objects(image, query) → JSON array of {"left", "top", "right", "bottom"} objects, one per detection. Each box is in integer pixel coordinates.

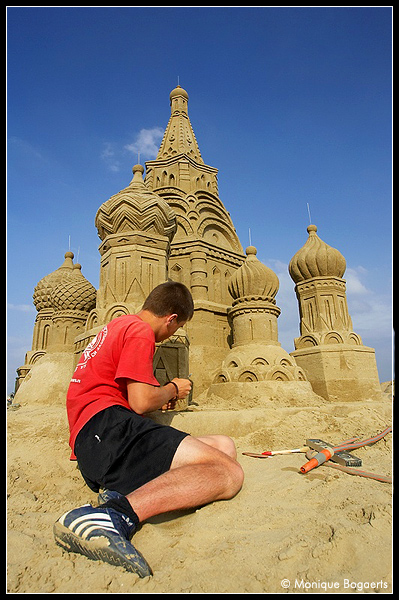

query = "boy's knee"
[
  {"left": 219, "top": 435, "right": 238, "bottom": 460},
  {"left": 222, "top": 459, "right": 244, "bottom": 499},
  {"left": 196, "top": 434, "right": 238, "bottom": 459},
  {"left": 231, "top": 459, "right": 244, "bottom": 490},
  {"left": 199, "top": 435, "right": 243, "bottom": 496}
]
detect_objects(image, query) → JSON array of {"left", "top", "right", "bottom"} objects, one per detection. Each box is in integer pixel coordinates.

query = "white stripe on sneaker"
[
  {"left": 58, "top": 504, "right": 91, "bottom": 526},
  {"left": 67, "top": 512, "right": 114, "bottom": 531},
  {"left": 75, "top": 520, "right": 118, "bottom": 536},
  {"left": 80, "top": 524, "right": 119, "bottom": 539}
]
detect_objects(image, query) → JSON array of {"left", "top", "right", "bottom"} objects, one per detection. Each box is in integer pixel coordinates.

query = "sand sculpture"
[
  {"left": 14, "top": 86, "right": 383, "bottom": 405},
  {"left": 212, "top": 245, "right": 308, "bottom": 384},
  {"left": 288, "top": 224, "right": 382, "bottom": 401},
  {"left": 15, "top": 252, "right": 97, "bottom": 404}
]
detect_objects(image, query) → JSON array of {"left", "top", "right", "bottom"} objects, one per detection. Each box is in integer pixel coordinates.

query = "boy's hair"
[{"left": 142, "top": 281, "right": 194, "bottom": 323}]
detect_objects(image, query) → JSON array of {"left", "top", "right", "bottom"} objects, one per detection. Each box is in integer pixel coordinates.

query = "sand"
[{"left": 7, "top": 389, "right": 393, "bottom": 594}]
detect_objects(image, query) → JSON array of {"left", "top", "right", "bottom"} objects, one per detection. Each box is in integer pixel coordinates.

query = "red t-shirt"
[{"left": 67, "top": 314, "right": 160, "bottom": 457}]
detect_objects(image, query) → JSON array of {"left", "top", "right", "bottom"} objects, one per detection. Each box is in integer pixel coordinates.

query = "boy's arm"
[{"left": 126, "top": 378, "right": 192, "bottom": 415}]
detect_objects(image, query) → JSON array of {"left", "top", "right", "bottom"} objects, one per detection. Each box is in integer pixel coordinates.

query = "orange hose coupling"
[{"left": 300, "top": 448, "right": 334, "bottom": 474}]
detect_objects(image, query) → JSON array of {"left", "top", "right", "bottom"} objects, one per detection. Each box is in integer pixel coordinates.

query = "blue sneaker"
[{"left": 53, "top": 504, "right": 152, "bottom": 577}]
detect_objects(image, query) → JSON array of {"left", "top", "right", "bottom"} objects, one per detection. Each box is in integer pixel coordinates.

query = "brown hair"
[{"left": 142, "top": 281, "right": 194, "bottom": 322}]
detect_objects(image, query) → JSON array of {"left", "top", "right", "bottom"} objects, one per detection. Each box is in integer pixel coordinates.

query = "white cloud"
[
  {"left": 344, "top": 266, "right": 391, "bottom": 345},
  {"left": 101, "top": 127, "right": 164, "bottom": 173},
  {"left": 100, "top": 142, "right": 121, "bottom": 172},
  {"left": 8, "top": 136, "right": 46, "bottom": 162},
  {"left": 125, "top": 127, "right": 164, "bottom": 160},
  {"left": 7, "top": 303, "right": 35, "bottom": 313},
  {"left": 345, "top": 266, "right": 369, "bottom": 295}
]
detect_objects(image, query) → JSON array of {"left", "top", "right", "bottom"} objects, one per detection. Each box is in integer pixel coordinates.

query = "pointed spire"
[{"left": 156, "top": 85, "right": 204, "bottom": 163}]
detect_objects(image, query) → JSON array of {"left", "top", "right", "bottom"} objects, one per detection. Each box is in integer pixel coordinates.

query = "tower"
[
  {"left": 74, "top": 163, "right": 191, "bottom": 395},
  {"left": 145, "top": 86, "right": 218, "bottom": 195},
  {"left": 289, "top": 224, "right": 382, "bottom": 401},
  {"left": 75, "top": 163, "right": 176, "bottom": 353},
  {"left": 14, "top": 252, "right": 96, "bottom": 405},
  {"left": 145, "top": 86, "right": 245, "bottom": 392},
  {"left": 212, "top": 246, "right": 307, "bottom": 385},
  {"left": 15, "top": 251, "right": 75, "bottom": 390}
]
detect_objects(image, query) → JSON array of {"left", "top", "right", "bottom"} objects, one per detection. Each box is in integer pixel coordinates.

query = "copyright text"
[{"left": 280, "top": 578, "right": 388, "bottom": 591}]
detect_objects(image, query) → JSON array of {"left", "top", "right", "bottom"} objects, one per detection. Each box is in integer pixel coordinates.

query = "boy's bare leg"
[
  {"left": 53, "top": 435, "right": 243, "bottom": 577},
  {"left": 125, "top": 436, "right": 244, "bottom": 523}
]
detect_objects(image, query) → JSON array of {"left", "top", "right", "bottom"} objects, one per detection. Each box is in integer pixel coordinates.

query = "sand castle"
[
  {"left": 14, "top": 86, "right": 383, "bottom": 406},
  {"left": 8, "top": 86, "right": 392, "bottom": 595}
]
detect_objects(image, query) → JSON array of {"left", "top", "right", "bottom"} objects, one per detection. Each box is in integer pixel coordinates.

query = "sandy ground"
[{"left": 7, "top": 391, "right": 392, "bottom": 594}]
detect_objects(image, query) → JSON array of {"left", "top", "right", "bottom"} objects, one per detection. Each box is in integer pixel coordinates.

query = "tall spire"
[{"left": 156, "top": 85, "right": 204, "bottom": 163}]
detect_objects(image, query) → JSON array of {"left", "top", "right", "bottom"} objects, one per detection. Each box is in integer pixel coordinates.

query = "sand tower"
[
  {"left": 213, "top": 245, "right": 307, "bottom": 383},
  {"left": 93, "top": 163, "right": 176, "bottom": 321},
  {"left": 289, "top": 224, "right": 382, "bottom": 401},
  {"left": 15, "top": 253, "right": 96, "bottom": 404},
  {"left": 207, "top": 246, "right": 312, "bottom": 407},
  {"left": 144, "top": 86, "right": 245, "bottom": 392},
  {"left": 74, "top": 163, "right": 190, "bottom": 395},
  {"left": 15, "top": 251, "right": 75, "bottom": 390},
  {"left": 73, "top": 163, "right": 176, "bottom": 353}
]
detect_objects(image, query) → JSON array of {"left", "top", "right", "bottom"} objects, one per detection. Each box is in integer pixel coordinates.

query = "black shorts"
[{"left": 74, "top": 405, "right": 189, "bottom": 495}]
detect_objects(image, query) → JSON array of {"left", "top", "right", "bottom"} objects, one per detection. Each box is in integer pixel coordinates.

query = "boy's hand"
[
  {"left": 161, "top": 378, "right": 192, "bottom": 410},
  {"left": 172, "top": 377, "right": 192, "bottom": 399},
  {"left": 161, "top": 399, "right": 178, "bottom": 411}
]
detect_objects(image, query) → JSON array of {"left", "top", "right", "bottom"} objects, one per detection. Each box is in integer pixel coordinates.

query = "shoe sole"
[{"left": 53, "top": 520, "right": 152, "bottom": 577}]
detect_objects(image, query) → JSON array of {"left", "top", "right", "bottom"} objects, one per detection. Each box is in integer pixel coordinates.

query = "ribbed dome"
[
  {"left": 289, "top": 225, "right": 346, "bottom": 284},
  {"left": 33, "top": 252, "right": 74, "bottom": 311},
  {"left": 50, "top": 263, "right": 96, "bottom": 312},
  {"left": 95, "top": 164, "right": 177, "bottom": 241},
  {"left": 228, "top": 246, "right": 279, "bottom": 302}
]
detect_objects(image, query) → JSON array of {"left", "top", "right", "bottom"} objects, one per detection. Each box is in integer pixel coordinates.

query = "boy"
[{"left": 54, "top": 282, "right": 244, "bottom": 577}]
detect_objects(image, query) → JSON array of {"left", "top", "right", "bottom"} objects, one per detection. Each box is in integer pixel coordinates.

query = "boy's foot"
[{"left": 53, "top": 504, "right": 152, "bottom": 577}]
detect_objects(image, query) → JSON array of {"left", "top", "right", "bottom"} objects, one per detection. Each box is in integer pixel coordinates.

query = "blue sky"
[{"left": 7, "top": 6, "right": 392, "bottom": 392}]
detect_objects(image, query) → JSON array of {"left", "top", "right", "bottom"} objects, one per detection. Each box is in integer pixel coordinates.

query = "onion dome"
[
  {"left": 95, "top": 164, "right": 177, "bottom": 242},
  {"left": 50, "top": 263, "right": 97, "bottom": 313},
  {"left": 228, "top": 246, "right": 279, "bottom": 302},
  {"left": 33, "top": 251, "right": 74, "bottom": 311},
  {"left": 289, "top": 224, "right": 346, "bottom": 284}
]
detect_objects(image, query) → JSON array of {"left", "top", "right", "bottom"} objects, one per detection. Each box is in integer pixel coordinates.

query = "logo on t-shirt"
[{"left": 75, "top": 326, "right": 108, "bottom": 370}]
